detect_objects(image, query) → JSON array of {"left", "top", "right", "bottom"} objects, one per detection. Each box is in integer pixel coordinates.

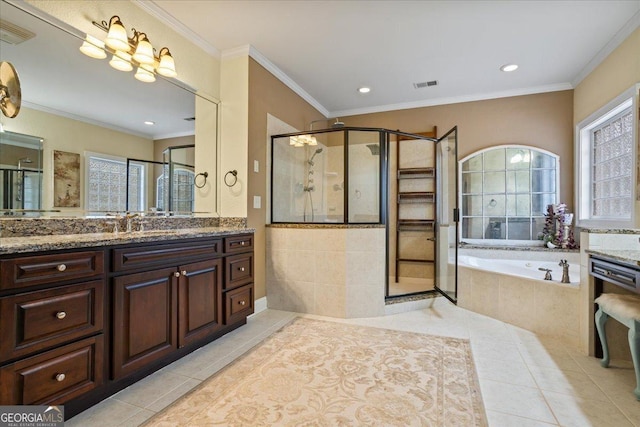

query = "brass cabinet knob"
[
  {"left": 239, "top": 300, "right": 246, "bottom": 306},
  {"left": 55, "top": 373, "right": 66, "bottom": 382},
  {"left": 57, "top": 264, "right": 67, "bottom": 272},
  {"left": 174, "top": 272, "right": 181, "bottom": 277},
  {"left": 240, "top": 241, "right": 245, "bottom": 246},
  {"left": 56, "top": 311, "right": 66, "bottom": 320},
  {"left": 181, "top": 270, "right": 188, "bottom": 276},
  {"left": 239, "top": 267, "right": 245, "bottom": 272}
]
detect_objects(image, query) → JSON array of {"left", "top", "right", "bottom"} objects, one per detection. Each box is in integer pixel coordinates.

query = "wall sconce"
[{"left": 79, "top": 15, "right": 177, "bottom": 82}]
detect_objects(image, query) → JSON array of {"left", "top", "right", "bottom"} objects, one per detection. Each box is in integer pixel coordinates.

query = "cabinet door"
[
  {"left": 177, "top": 259, "right": 222, "bottom": 348},
  {"left": 112, "top": 268, "right": 177, "bottom": 379}
]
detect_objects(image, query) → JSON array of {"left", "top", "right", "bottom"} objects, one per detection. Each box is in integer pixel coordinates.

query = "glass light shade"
[
  {"left": 105, "top": 17, "right": 130, "bottom": 51},
  {"left": 109, "top": 51, "right": 133, "bottom": 72},
  {"left": 157, "top": 48, "right": 177, "bottom": 78},
  {"left": 134, "top": 64, "right": 156, "bottom": 83},
  {"left": 79, "top": 35, "right": 106, "bottom": 59},
  {"left": 132, "top": 33, "right": 154, "bottom": 65}
]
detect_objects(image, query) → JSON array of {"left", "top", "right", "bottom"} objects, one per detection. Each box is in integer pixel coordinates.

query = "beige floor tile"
[
  {"left": 146, "top": 378, "right": 201, "bottom": 412},
  {"left": 486, "top": 410, "right": 559, "bottom": 427},
  {"left": 471, "top": 336, "right": 524, "bottom": 363},
  {"left": 118, "top": 409, "right": 155, "bottom": 427},
  {"left": 542, "top": 390, "right": 635, "bottom": 427},
  {"left": 528, "top": 364, "right": 609, "bottom": 401},
  {"left": 65, "top": 398, "right": 145, "bottom": 427},
  {"left": 479, "top": 379, "right": 557, "bottom": 424},
  {"left": 112, "top": 370, "right": 192, "bottom": 408},
  {"left": 476, "top": 357, "right": 537, "bottom": 387},
  {"left": 65, "top": 303, "right": 638, "bottom": 427}
]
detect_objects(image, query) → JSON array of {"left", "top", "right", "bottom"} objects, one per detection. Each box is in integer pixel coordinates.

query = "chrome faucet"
[
  {"left": 559, "top": 259, "right": 570, "bottom": 283},
  {"left": 538, "top": 267, "right": 552, "bottom": 280},
  {"left": 125, "top": 213, "right": 139, "bottom": 233}
]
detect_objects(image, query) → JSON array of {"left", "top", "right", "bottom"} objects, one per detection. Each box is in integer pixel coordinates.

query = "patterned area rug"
[{"left": 148, "top": 318, "right": 487, "bottom": 426}]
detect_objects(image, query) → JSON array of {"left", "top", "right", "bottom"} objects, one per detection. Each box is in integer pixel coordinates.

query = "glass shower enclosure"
[{"left": 271, "top": 126, "right": 459, "bottom": 303}]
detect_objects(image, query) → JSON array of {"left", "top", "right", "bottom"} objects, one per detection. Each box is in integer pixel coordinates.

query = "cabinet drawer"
[
  {"left": 224, "top": 253, "right": 253, "bottom": 290},
  {"left": 224, "top": 284, "right": 254, "bottom": 325},
  {"left": 0, "top": 280, "right": 104, "bottom": 363},
  {"left": 0, "top": 335, "right": 104, "bottom": 405},
  {"left": 113, "top": 239, "right": 221, "bottom": 272},
  {"left": 224, "top": 234, "right": 253, "bottom": 254},
  {"left": 0, "top": 251, "right": 104, "bottom": 291}
]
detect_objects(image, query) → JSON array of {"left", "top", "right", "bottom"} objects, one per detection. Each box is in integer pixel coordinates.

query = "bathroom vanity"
[{"left": 0, "top": 228, "right": 254, "bottom": 418}]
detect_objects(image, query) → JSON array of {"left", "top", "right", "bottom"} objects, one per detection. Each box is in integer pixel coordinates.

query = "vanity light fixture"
[
  {"left": 79, "top": 15, "right": 178, "bottom": 82},
  {"left": 500, "top": 63, "right": 519, "bottom": 72},
  {"left": 358, "top": 87, "right": 371, "bottom": 94}
]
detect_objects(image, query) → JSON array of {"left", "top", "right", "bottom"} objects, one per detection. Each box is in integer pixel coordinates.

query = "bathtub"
[
  {"left": 458, "top": 254, "right": 580, "bottom": 285},
  {"left": 457, "top": 248, "right": 581, "bottom": 347}
]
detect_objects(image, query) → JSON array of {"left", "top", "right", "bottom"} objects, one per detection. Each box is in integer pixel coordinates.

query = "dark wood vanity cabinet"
[
  {"left": 0, "top": 250, "right": 106, "bottom": 405},
  {"left": 0, "top": 231, "right": 254, "bottom": 418}
]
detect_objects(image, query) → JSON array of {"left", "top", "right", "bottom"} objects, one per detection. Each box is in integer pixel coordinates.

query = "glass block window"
[
  {"left": 591, "top": 109, "right": 633, "bottom": 218},
  {"left": 576, "top": 87, "right": 636, "bottom": 227},
  {"left": 461, "top": 146, "right": 559, "bottom": 241},
  {"left": 87, "top": 154, "right": 143, "bottom": 212}
]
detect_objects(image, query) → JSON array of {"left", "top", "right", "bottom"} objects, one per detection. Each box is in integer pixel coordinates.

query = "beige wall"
[
  {"left": 574, "top": 28, "right": 640, "bottom": 124},
  {"left": 248, "top": 58, "right": 326, "bottom": 299},
  {"left": 6, "top": 107, "right": 153, "bottom": 211},
  {"left": 341, "top": 90, "right": 575, "bottom": 208}
]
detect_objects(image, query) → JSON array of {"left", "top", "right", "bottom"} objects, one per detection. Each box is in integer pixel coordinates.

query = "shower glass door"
[{"left": 434, "top": 127, "right": 459, "bottom": 303}]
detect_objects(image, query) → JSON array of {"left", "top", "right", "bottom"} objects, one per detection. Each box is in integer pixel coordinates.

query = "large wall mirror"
[{"left": 0, "top": 0, "right": 218, "bottom": 217}]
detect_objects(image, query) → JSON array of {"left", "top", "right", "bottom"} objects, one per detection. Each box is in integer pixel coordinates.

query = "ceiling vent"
[
  {"left": 413, "top": 80, "right": 438, "bottom": 89},
  {"left": 0, "top": 19, "right": 35, "bottom": 44}
]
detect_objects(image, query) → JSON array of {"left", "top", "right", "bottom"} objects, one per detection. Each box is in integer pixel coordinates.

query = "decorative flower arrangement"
[{"left": 539, "top": 203, "right": 578, "bottom": 249}]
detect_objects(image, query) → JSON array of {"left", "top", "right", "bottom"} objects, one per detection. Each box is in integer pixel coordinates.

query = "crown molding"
[
  {"left": 329, "top": 83, "right": 574, "bottom": 118},
  {"left": 135, "top": 1, "right": 221, "bottom": 58},
  {"left": 224, "top": 44, "right": 330, "bottom": 117},
  {"left": 23, "top": 101, "right": 153, "bottom": 140},
  {"left": 572, "top": 10, "right": 640, "bottom": 87}
]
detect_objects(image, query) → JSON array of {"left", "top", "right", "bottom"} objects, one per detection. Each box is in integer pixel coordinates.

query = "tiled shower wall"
[{"left": 266, "top": 226, "right": 386, "bottom": 318}]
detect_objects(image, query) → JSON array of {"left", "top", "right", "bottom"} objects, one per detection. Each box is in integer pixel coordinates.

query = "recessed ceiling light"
[
  {"left": 500, "top": 64, "right": 519, "bottom": 72},
  {"left": 358, "top": 87, "right": 371, "bottom": 94},
  {"left": 144, "top": 121, "right": 155, "bottom": 125}
]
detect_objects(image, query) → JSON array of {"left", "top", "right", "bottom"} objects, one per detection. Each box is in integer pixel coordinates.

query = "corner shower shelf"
[
  {"left": 397, "top": 167, "right": 435, "bottom": 179},
  {"left": 394, "top": 128, "right": 437, "bottom": 285},
  {"left": 397, "top": 219, "right": 435, "bottom": 230},
  {"left": 398, "top": 192, "right": 435, "bottom": 203}
]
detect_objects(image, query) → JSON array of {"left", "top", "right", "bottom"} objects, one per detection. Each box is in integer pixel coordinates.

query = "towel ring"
[
  {"left": 224, "top": 170, "right": 238, "bottom": 187},
  {"left": 194, "top": 172, "right": 208, "bottom": 188}
]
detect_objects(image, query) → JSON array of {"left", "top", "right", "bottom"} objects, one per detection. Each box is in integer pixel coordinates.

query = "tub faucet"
[
  {"left": 538, "top": 267, "right": 552, "bottom": 280},
  {"left": 559, "top": 259, "right": 570, "bottom": 283}
]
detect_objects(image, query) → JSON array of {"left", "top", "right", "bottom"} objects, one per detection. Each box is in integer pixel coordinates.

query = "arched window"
[{"left": 460, "top": 146, "right": 559, "bottom": 242}]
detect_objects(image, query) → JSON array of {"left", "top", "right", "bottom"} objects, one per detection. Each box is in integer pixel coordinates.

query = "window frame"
[
  {"left": 575, "top": 85, "right": 639, "bottom": 229},
  {"left": 458, "top": 144, "right": 560, "bottom": 244},
  {"left": 84, "top": 151, "right": 146, "bottom": 214}
]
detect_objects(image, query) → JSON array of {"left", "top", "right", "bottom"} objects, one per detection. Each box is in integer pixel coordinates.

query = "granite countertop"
[
  {"left": 586, "top": 249, "right": 640, "bottom": 266},
  {"left": 0, "top": 227, "right": 255, "bottom": 255}
]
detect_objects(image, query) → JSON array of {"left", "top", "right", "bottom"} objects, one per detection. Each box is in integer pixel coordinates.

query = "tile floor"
[{"left": 67, "top": 297, "right": 639, "bottom": 427}]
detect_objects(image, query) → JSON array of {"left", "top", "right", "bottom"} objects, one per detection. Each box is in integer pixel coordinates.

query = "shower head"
[
  {"left": 17, "top": 157, "right": 32, "bottom": 169},
  {"left": 330, "top": 118, "right": 345, "bottom": 128},
  {"left": 308, "top": 148, "right": 323, "bottom": 166}
]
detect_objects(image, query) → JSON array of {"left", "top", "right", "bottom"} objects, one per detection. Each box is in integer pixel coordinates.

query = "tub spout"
[
  {"left": 559, "top": 259, "right": 570, "bottom": 283},
  {"left": 538, "top": 267, "right": 552, "bottom": 280}
]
